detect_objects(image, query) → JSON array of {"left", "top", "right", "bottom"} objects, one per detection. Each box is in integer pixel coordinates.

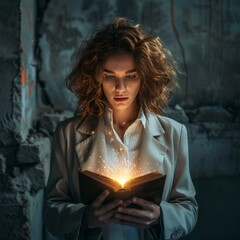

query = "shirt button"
[{"left": 91, "top": 131, "right": 95, "bottom": 135}]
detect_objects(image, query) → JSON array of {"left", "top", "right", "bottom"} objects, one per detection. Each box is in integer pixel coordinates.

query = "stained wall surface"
[
  {"left": 38, "top": 0, "right": 240, "bottom": 111},
  {"left": 0, "top": 0, "right": 239, "bottom": 240}
]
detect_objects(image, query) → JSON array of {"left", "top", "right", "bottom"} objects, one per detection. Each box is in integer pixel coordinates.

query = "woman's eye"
[
  {"left": 125, "top": 75, "right": 137, "bottom": 79},
  {"left": 105, "top": 75, "right": 115, "bottom": 80}
]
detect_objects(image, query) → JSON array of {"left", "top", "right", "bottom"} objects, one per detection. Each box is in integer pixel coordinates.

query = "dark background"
[{"left": 0, "top": 0, "right": 240, "bottom": 239}]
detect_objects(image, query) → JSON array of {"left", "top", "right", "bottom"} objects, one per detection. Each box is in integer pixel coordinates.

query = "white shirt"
[{"left": 102, "top": 107, "right": 146, "bottom": 240}]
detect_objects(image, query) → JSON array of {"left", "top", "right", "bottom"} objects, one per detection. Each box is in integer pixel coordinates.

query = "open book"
[{"left": 79, "top": 170, "right": 166, "bottom": 205}]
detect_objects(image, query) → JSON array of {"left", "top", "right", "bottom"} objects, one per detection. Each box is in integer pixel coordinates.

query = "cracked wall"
[{"left": 0, "top": 0, "right": 240, "bottom": 240}]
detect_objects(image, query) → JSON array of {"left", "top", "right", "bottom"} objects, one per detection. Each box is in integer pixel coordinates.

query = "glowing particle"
[{"left": 107, "top": 130, "right": 112, "bottom": 135}]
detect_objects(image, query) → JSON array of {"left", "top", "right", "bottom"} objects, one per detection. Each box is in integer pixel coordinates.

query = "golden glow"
[
  {"left": 108, "top": 168, "right": 132, "bottom": 188},
  {"left": 115, "top": 177, "right": 129, "bottom": 188}
]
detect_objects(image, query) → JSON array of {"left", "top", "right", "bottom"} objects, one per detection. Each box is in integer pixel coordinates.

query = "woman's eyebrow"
[
  {"left": 103, "top": 69, "right": 114, "bottom": 73},
  {"left": 103, "top": 69, "right": 137, "bottom": 73},
  {"left": 126, "top": 69, "right": 137, "bottom": 73}
]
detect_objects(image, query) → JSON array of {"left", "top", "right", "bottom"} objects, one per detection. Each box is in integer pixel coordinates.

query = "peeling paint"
[{"left": 21, "top": 67, "right": 27, "bottom": 86}]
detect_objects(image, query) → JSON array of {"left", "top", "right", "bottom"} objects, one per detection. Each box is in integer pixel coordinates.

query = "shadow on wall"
[{"left": 184, "top": 177, "right": 240, "bottom": 240}]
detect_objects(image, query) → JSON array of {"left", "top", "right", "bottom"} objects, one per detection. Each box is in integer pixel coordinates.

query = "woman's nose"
[{"left": 115, "top": 78, "right": 126, "bottom": 91}]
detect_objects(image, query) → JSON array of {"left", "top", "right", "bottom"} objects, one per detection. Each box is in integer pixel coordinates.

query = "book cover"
[{"left": 79, "top": 170, "right": 166, "bottom": 205}]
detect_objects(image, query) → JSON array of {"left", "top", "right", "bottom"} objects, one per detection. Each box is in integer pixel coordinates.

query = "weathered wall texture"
[
  {"left": 0, "top": 1, "right": 49, "bottom": 240},
  {"left": 20, "top": 0, "right": 37, "bottom": 140},
  {"left": 0, "top": 0, "right": 37, "bottom": 145},
  {"left": 0, "top": 0, "right": 21, "bottom": 146},
  {"left": 0, "top": 0, "right": 240, "bottom": 240},
  {"left": 38, "top": 0, "right": 240, "bottom": 111}
]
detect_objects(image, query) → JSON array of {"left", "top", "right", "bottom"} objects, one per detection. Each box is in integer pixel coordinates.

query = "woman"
[{"left": 43, "top": 17, "right": 198, "bottom": 240}]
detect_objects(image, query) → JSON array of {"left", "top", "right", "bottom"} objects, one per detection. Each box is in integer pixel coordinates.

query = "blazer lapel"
[
  {"left": 138, "top": 114, "right": 168, "bottom": 175},
  {"left": 75, "top": 115, "right": 108, "bottom": 174}
]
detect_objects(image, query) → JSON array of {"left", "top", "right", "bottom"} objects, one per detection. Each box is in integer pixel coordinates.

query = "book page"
[
  {"left": 126, "top": 171, "right": 163, "bottom": 187},
  {"left": 82, "top": 170, "right": 121, "bottom": 189}
]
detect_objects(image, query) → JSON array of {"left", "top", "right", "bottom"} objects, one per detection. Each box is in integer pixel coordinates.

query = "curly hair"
[{"left": 66, "top": 17, "right": 179, "bottom": 116}]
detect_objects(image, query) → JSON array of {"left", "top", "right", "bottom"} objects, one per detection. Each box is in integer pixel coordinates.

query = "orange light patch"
[
  {"left": 28, "top": 81, "right": 35, "bottom": 98},
  {"left": 21, "top": 68, "right": 27, "bottom": 86}
]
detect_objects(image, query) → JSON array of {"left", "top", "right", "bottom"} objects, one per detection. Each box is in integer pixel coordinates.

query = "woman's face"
[{"left": 101, "top": 53, "right": 141, "bottom": 112}]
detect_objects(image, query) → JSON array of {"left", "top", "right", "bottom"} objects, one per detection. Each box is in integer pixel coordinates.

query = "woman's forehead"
[{"left": 103, "top": 53, "right": 135, "bottom": 73}]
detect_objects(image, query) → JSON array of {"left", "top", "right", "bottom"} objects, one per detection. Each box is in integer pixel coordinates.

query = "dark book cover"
[{"left": 79, "top": 170, "right": 166, "bottom": 205}]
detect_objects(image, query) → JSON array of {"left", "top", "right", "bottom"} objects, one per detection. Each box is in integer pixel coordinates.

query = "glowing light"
[
  {"left": 93, "top": 128, "right": 150, "bottom": 188},
  {"left": 107, "top": 167, "right": 133, "bottom": 188},
  {"left": 115, "top": 177, "right": 128, "bottom": 188}
]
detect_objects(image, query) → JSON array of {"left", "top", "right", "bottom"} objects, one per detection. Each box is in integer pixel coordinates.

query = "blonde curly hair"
[{"left": 66, "top": 17, "right": 179, "bottom": 116}]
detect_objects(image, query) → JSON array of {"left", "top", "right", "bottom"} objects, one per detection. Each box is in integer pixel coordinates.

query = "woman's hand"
[
  {"left": 86, "top": 190, "right": 123, "bottom": 228},
  {"left": 114, "top": 197, "right": 160, "bottom": 228}
]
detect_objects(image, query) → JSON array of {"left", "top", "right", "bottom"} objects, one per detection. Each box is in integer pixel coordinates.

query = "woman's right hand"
[{"left": 86, "top": 190, "right": 123, "bottom": 228}]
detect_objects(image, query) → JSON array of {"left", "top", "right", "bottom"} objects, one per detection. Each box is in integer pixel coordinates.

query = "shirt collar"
[{"left": 104, "top": 105, "right": 147, "bottom": 128}]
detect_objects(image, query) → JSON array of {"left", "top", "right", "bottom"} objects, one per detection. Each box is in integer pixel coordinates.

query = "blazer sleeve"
[
  {"left": 160, "top": 124, "right": 198, "bottom": 240},
  {"left": 43, "top": 123, "right": 87, "bottom": 239}
]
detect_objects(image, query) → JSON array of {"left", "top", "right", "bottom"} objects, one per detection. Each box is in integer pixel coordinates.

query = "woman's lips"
[{"left": 114, "top": 97, "right": 128, "bottom": 102}]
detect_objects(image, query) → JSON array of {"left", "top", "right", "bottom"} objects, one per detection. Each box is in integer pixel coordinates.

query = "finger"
[
  {"left": 97, "top": 207, "right": 119, "bottom": 223},
  {"left": 132, "top": 198, "right": 160, "bottom": 222},
  {"left": 117, "top": 206, "right": 150, "bottom": 219},
  {"left": 117, "top": 203, "right": 160, "bottom": 222},
  {"left": 114, "top": 213, "right": 151, "bottom": 227},
  {"left": 121, "top": 199, "right": 133, "bottom": 207},
  {"left": 95, "top": 199, "right": 123, "bottom": 216},
  {"left": 92, "top": 190, "right": 110, "bottom": 208},
  {"left": 132, "top": 197, "right": 156, "bottom": 211}
]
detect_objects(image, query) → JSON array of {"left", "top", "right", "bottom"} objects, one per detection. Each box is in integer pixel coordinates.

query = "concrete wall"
[
  {"left": 38, "top": 0, "right": 240, "bottom": 111},
  {"left": 0, "top": 0, "right": 21, "bottom": 145},
  {"left": 0, "top": 1, "right": 49, "bottom": 240},
  {"left": 0, "top": 0, "right": 239, "bottom": 239},
  {"left": 20, "top": 0, "right": 37, "bottom": 140},
  {"left": 0, "top": 0, "right": 37, "bottom": 144}
]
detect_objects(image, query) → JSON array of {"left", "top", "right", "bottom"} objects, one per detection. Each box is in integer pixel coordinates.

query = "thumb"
[{"left": 91, "top": 190, "right": 110, "bottom": 208}]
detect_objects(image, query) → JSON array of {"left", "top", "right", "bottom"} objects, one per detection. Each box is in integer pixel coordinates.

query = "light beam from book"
[
  {"left": 113, "top": 168, "right": 132, "bottom": 188},
  {"left": 92, "top": 156, "right": 158, "bottom": 189},
  {"left": 102, "top": 164, "right": 139, "bottom": 188},
  {"left": 79, "top": 170, "right": 166, "bottom": 205}
]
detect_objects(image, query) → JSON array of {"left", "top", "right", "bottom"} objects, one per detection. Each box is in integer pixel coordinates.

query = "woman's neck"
[{"left": 112, "top": 103, "right": 140, "bottom": 128}]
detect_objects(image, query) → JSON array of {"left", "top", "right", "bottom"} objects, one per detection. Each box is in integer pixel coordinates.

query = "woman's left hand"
[{"left": 114, "top": 197, "right": 160, "bottom": 228}]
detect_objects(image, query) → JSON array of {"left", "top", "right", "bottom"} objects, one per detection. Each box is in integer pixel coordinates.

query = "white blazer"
[{"left": 43, "top": 112, "right": 198, "bottom": 240}]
